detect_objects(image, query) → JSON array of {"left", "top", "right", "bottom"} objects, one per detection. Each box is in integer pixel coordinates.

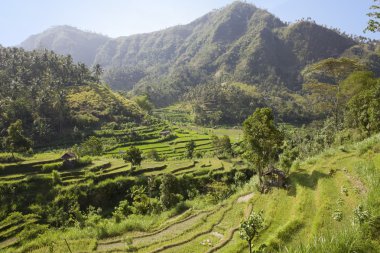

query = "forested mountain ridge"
[
  {"left": 0, "top": 46, "right": 144, "bottom": 148},
  {"left": 20, "top": 25, "right": 109, "bottom": 66},
  {"left": 20, "top": 1, "right": 378, "bottom": 107}
]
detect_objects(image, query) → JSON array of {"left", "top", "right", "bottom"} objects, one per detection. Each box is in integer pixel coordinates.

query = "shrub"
[
  {"left": 332, "top": 210, "right": 343, "bottom": 221},
  {"left": 77, "top": 136, "right": 104, "bottom": 156},
  {"left": 334, "top": 128, "right": 365, "bottom": 146},
  {"left": 42, "top": 162, "right": 64, "bottom": 172},
  {"left": 0, "top": 153, "right": 23, "bottom": 163},
  {"left": 171, "top": 201, "right": 190, "bottom": 217},
  {"left": 77, "top": 156, "right": 92, "bottom": 166},
  {"left": 234, "top": 171, "right": 247, "bottom": 187},
  {"left": 52, "top": 170, "right": 62, "bottom": 185},
  {"left": 18, "top": 224, "right": 48, "bottom": 241},
  {"left": 356, "top": 135, "right": 380, "bottom": 155},
  {"left": 194, "top": 151, "right": 203, "bottom": 159},
  {"left": 353, "top": 205, "right": 370, "bottom": 225},
  {"left": 146, "top": 149, "right": 162, "bottom": 161}
]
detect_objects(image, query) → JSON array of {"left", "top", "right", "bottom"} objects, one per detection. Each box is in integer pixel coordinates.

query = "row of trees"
[{"left": 242, "top": 70, "right": 380, "bottom": 190}]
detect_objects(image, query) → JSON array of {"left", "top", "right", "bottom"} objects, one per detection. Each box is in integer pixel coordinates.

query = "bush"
[
  {"left": 172, "top": 201, "right": 190, "bottom": 216},
  {"left": 18, "top": 224, "right": 48, "bottom": 241},
  {"left": 334, "top": 128, "right": 365, "bottom": 146},
  {"left": 146, "top": 149, "right": 162, "bottom": 161},
  {"left": 42, "top": 162, "right": 64, "bottom": 172},
  {"left": 332, "top": 210, "right": 343, "bottom": 221},
  {"left": 0, "top": 153, "right": 24, "bottom": 163},
  {"left": 52, "top": 170, "right": 62, "bottom": 185},
  {"left": 77, "top": 156, "right": 92, "bottom": 166},
  {"left": 76, "top": 136, "right": 104, "bottom": 156},
  {"left": 234, "top": 171, "right": 247, "bottom": 187}
]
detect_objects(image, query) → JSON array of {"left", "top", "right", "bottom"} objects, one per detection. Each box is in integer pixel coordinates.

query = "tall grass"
[{"left": 278, "top": 227, "right": 377, "bottom": 253}]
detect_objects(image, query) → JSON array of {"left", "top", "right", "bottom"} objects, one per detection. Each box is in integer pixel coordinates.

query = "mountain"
[
  {"left": 21, "top": 1, "right": 374, "bottom": 106},
  {"left": 20, "top": 25, "right": 110, "bottom": 66}
]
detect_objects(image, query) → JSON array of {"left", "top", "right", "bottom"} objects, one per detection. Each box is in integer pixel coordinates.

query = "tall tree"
[
  {"left": 123, "top": 146, "right": 143, "bottom": 166},
  {"left": 243, "top": 108, "right": 283, "bottom": 190},
  {"left": 3, "top": 120, "right": 32, "bottom": 157},
  {"left": 93, "top": 64, "right": 103, "bottom": 83},
  {"left": 345, "top": 82, "right": 380, "bottom": 136},
  {"left": 366, "top": 0, "right": 380, "bottom": 32},
  {"left": 185, "top": 140, "right": 196, "bottom": 159}
]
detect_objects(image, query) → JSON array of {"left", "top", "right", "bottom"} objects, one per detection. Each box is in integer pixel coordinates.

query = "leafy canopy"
[
  {"left": 243, "top": 108, "right": 283, "bottom": 173},
  {"left": 240, "top": 210, "right": 264, "bottom": 253},
  {"left": 123, "top": 146, "right": 143, "bottom": 166},
  {"left": 3, "top": 120, "right": 32, "bottom": 155},
  {"left": 366, "top": 0, "right": 380, "bottom": 32}
]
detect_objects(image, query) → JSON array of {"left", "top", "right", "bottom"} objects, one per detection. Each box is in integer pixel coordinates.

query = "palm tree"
[{"left": 93, "top": 64, "right": 103, "bottom": 83}]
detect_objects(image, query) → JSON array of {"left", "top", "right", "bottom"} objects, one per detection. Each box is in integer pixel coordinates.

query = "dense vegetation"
[
  {"left": 20, "top": 25, "right": 109, "bottom": 66},
  {"left": 20, "top": 2, "right": 380, "bottom": 109},
  {"left": 1, "top": 1, "right": 380, "bottom": 252},
  {"left": 0, "top": 46, "right": 143, "bottom": 148}
]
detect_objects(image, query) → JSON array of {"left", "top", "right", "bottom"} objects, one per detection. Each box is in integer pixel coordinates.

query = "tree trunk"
[
  {"left": 258, "top": 167, "right": 264, "bottom": 193},
  {"left": 248, "top": 239, "right": 252, "bottom": 253}
]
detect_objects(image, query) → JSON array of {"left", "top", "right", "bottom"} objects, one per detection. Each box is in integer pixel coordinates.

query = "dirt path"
[
  {"left": 0, "top": 237, "right": 18, "bottom": 249},
  {"left": 237, "top": 193, "right": 254, "bottom": 203},
  {"left": 344, "top": 170, "right": 367, "bottom": 194},
  {"left": 210, "top": 232, "right": 224, "bottom": 239},
  {"left": 205, "top": 203, "right": 253, "bottom": 253}
]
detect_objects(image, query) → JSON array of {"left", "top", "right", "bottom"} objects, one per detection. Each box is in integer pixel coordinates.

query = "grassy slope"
[
  {"left": 1, "top": 132, "right": 379, "bottom": 252},
  {"left": 220, "top": 135, "right": 380, "bottom": 252},
  {"left": 94, "top": 134, "right": 379, "bottom": 252}
]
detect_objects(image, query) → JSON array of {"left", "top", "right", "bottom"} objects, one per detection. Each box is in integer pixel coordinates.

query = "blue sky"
[{"left": 0, "top": 0, "right": 378, "bottom": 47}]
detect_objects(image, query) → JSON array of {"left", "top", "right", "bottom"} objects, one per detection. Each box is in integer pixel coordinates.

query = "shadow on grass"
[{"left": 287, "top": 170, "right": 330, "bottom": 196}]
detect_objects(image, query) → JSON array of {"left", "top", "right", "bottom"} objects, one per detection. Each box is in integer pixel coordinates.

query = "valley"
[{"left": 1, "top": 1, "right": 380, "bottom": 252}]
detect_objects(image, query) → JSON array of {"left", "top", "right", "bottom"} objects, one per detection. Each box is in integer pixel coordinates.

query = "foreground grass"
[{"left": 2, "top": 132, "right": 380, "bottom": 252}]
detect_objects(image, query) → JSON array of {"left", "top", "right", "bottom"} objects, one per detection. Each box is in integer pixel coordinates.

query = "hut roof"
[{"left": 61, "top": 153, "right": 76, "bottom": 160}]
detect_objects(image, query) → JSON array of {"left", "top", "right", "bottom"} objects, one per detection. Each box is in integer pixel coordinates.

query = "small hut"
[
  {"left": 61, "top": 152, "right": 76, "bottom": 161},
  {"left": 263, "top": 167, "right": 287, "bottom": 188},
  {"left": 61, "top": 152, "right": 77, "bottom": 168}
]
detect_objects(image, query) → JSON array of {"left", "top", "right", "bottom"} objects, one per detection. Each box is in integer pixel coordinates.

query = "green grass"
[{"left": 3, "top": 126, "right": 380, "bottom": 252}]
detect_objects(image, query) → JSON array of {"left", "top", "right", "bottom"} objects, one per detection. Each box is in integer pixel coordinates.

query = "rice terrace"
[{"left": 0, "top": 1, "right": 380, "bottom": 252}]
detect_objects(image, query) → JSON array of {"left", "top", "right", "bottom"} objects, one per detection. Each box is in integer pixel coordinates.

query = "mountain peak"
[
  {"left": 227, "top": 0, "right": 256, "bottom": 10},
  {"left": 20, "top": 25, "right": 110, "bottom": 65},
  {"left": 19, "top": 2, "right": 363, "bottom": 106}
]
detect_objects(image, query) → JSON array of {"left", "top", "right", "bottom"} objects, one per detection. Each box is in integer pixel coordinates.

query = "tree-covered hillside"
[
  {"left": 20, "top": 2, "right": 380, "bottom": 107},
  {"left": 0, "top": 46, "right": 144, "bottom": 148},
  {"left": 20, "top": 26, "right": 109, "bottom": 66}
]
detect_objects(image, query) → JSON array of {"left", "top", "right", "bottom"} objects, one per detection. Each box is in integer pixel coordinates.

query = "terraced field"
[
  {"left": 97, "top": 137, "right": 380, "bottom": 253},
  {"left": 2, "top": 125, "right": 379, "bottom": 252},
  {"left": 84, "top": 136, "right": 380, "bottom": 253},
  {"left": 0, "top": 213, "right": 40, "bottom": 250},
  {"left": 0, "top": 123, "right": 247, "bottom": 252}
]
